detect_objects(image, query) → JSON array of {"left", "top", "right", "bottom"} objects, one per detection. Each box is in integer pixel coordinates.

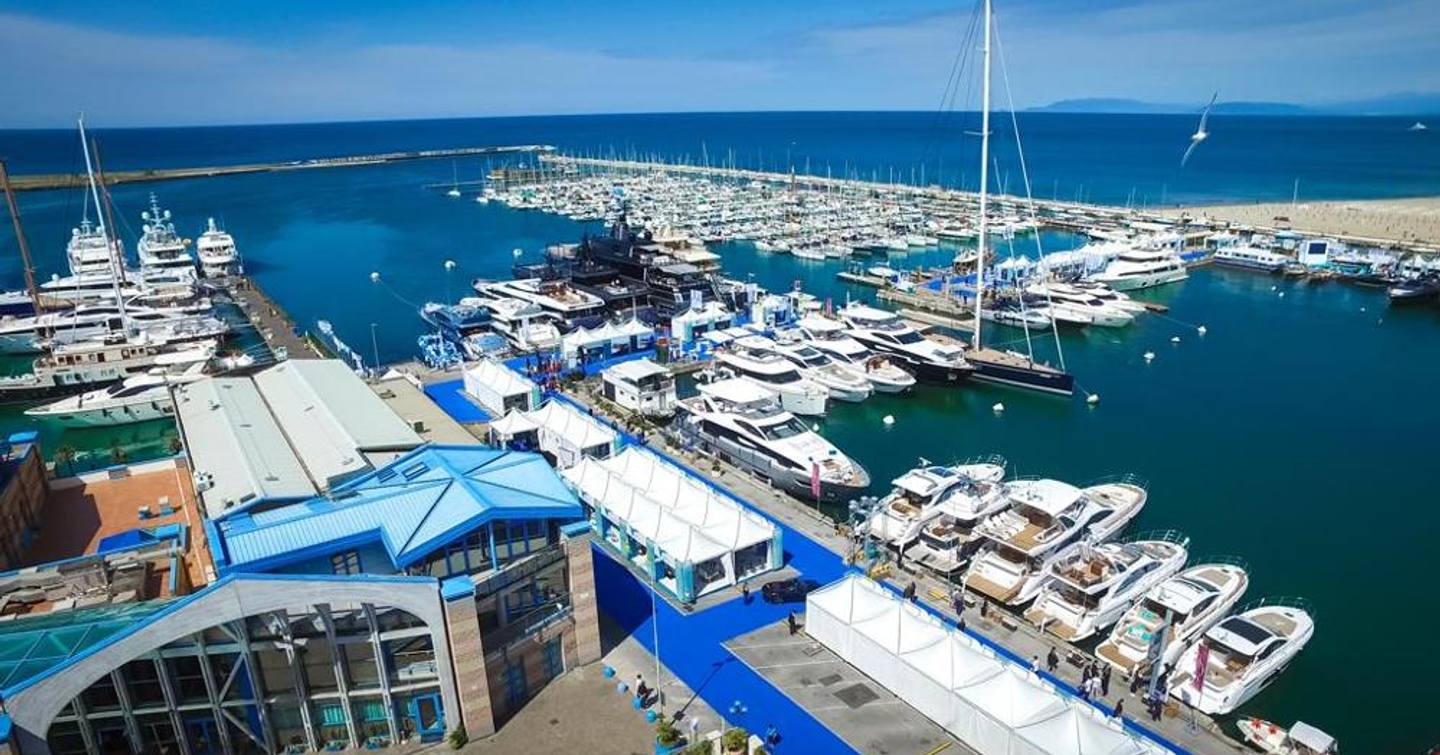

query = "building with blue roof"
[{"left": 0, "top": 372, "right": 605, "bottom": 755}]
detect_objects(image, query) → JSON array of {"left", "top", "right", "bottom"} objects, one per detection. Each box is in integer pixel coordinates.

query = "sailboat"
[
  {"left": 446, "top": 160, "right": 462, "bottom": 197},
  {"left": 959, "top": 0, "right": 1075, "bottom": 397}
]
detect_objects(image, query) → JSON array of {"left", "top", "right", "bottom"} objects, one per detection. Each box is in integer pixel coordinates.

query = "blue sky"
[{"left": 1, "top": 0, "right": 1435, "bottom": 127}]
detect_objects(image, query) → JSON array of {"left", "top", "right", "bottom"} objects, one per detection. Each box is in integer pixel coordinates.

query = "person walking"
[
  {"left": 741, "top": 582, "right": 751, "bottom": 605},
  {"left": 951, "top": 589, "right": 965, "bottom": 617},
  {"left": 635, "top": 674, "right": 650, "bottom": 705},
  {"left": 1112, "top": 699, "right": 1125, "bottom": 720},
  {"left": 1128, "top": 667, "right": 1142, "bottom": 695},
  {"left": 1046, "top": 647, "right": 1060, "bottom": 673},
  {"left": 786, "top": 611, "right": 799, "bottom": 636},
  {"left": 1089, "top": 676, "right": 1103, "bottom": 700},
  {"left": 903, "top": 580, "right": 917, "bottom": 602},
  {"left": 1031, "top": 655, "right": 1041, "bottom": 672},
  {"left": 687, "top": 715, "right": 702, "bottom": 743},
  {"left": 1101, "top": 665, "right": 1112, "bottom": 697},
  {"left": 1077, "top": 675, "right": 1090, "bottom": 701}
]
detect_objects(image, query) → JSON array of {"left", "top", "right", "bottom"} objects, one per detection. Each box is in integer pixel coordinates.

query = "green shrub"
[
  {"left": 447, "top": 724, "right": 468, "bottom": 749},
  {"left": 722, "top": 728, "right": 749, "bottom": 752},
  {"left": 656, "top": 718, "right": 682, "bottom": 748}
]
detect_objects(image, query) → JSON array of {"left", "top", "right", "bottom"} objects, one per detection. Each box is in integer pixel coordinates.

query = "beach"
[{"left": 1169, "top": 196, "right": 1440, "bottom": 247}]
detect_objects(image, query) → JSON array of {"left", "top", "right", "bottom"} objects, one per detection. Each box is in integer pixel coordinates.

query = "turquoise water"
[{"left": 0, "top": 114, "right": 1436, "bottom": 750}]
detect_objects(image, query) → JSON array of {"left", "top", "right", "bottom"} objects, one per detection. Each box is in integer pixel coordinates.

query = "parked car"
[{"left": 760, "top": 577, "right": 821, "bottom": 604}]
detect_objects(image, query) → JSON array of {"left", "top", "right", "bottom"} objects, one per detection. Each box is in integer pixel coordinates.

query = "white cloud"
[{"left": 0, "top": 13, "right": 775, "bottom": 127}]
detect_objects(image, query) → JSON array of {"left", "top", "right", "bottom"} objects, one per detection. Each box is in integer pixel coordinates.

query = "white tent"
[
  {"left": 487, "top": 409, "right": 540, "bottom": 444},
  {"left": 805, "top": 576, "right": 1165, "bottom": 755},
  {"left": 462, "top": 359, "right": 539, "bottom": 417},
  {"left": 524, "top": 400, "right": 618, "bottom": 468},
  {"left": 561, "top": 448, "right": 780, "bottom": 600}
]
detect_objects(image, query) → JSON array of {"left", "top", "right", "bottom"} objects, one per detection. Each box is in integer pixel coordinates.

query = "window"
[{"left": 332, "top": 550, "right": 362, "bottom": 575}]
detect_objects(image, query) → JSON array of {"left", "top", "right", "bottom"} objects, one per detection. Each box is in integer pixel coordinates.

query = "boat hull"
[
  {"left": 1093, "top": 268, "right": 1188, "bottom": 292},
  {"left": 28, "top": 399, "right": 174, "bottom": 428}
]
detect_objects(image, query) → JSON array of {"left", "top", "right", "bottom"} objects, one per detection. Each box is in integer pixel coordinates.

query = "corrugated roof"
[
  {"left": 254, "top": 361, "right": 422, "bottom": 489},
  {"left": 216, "top": 445, "right": 582, "bottom": 573},
  {"left": 177, "top": 378, "right": 317, "bottom": 518}
]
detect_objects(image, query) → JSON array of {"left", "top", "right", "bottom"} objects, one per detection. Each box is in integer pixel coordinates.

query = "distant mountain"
[{"left": 1032, "top": 94, "right": 1440, "bottom": 116}]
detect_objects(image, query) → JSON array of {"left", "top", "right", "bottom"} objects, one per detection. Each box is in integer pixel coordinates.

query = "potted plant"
[
  {"left": 722, "top": 728, "right": 749, "bottom": 754},
  {"left": 655, "top": 718, "right": 683, "bottom": 754}
]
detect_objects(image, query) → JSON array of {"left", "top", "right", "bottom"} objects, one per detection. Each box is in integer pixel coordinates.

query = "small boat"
[
  {"left": 1024, "top": 533, "right": 1190, "bottom": 641},
  {"left": 1096, "top": 560, "right": 1249, "bottom": 675},
  {"left": 868, "top": 458, "right": 1007, "bottom": 547},
  {"left": 1387, "top": 276, "right": 1440, "bottom": 303},
  {"left": 1236, "top": 719, "right": 1337, "bottom": 754},
  {"left": 1408, "top": 121, "right": 1428, "bottom": 132},
  {"left": 1212, "top": 246, "right": 1291, "bottom": 273}
]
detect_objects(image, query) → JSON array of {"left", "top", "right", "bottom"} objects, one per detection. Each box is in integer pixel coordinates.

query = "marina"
[{"left": 0, "top": 4, "right": 1435, "bottom": 747}]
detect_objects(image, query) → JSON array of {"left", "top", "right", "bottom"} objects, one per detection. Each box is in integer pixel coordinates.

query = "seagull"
[{"left": 1181, "top": 92, "right": 1218, "bottom": 167}]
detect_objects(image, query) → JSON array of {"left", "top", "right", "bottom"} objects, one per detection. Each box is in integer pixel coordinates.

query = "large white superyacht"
[
  {"left": 135, "top": 194, "right": 195, "bottom": 274},
  {"left": 1089, "top": 247, "right": 1189, "bottom": 292},
  {"left": 674, "top": 378, "right": 869, "bottom": 502},
  {"left": 963, "top": 476, "right": 1148, "bottom": 605},
  {"left": 788, "top": 314, "right": 916, "bottom": 393},
  {"left": 709, "top": 339, "right": 829, "bottom": 416}
]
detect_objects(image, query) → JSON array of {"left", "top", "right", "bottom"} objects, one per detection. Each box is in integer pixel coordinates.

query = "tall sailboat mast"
[
  {"left": 77, "top": 116, "right": 129, "bottom": 330},
  {"left": 0, "top": 161, "right": 42, "bottom": 315},
  {"left": 971, "top": 0, "right": 992, "bottom": 350}
]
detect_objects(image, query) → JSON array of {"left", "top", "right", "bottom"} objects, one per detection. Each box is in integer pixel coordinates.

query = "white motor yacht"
[
  {"left": 470, "top": 296, "right": 561, "bottom": 352},
  {"left": 136, "top": 195, "right": 195, "bottom": 274},
  {"left": 791, "top": 315, "right": 915, "bottom": 393},
  {"left": 0, "top": 335, "right": 219, "bottom": 404},
  {"left": 768, "top": 339, "right": 873, "bottom": 402},
  {"left": 964, "top": 476, "right": 1148, "bottom": 606},
  {"left": 674, "top": 378, "right": 868, "bottom": 502},
  {"left": 196, "top": 218, "right": 241, "bottom": 277},
  {"left": 837, "top": 303, "right": 973, "bottom": 384},
  {"left": 1026, "top": 282, "right": 1135, "bottom": 327},
  {"left": 1068, "top": 281, "right": 1149, "bottom": 314},
  {"left": 1097, "top": 561, "right": 1249, "bottom": 675},
  {"left": 711, "top": 342, "right": 829, "bottom": 416},
  {"left": 868, "top": 458, "right": 1007, "bottom": 550},
  {"left": 25, "top": 355, "right": 211, "bottom": 427},
  {"left": 1089, "top": 248, "right": 1189, "bottom": 292},
  {"left": 1213, "top": 246, "right": 1290, "bottom": 273},
  {"left": 1168, "top": 600, "right": 1315, "bottom": 715},
  {"left": 1024, "top": 533, "right": 1190, "bottom": 642}
]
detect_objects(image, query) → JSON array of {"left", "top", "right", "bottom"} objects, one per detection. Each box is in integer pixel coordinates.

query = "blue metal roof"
[{"left": 215, "top": 445, "right": 582, "bottom": 573}]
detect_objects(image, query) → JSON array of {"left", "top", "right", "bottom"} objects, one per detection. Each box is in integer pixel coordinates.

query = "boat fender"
[
  {"left": 882, "top": 415, "right": 895, "bottom": 426},
  {"left": 1143, "top": 351, "right": 1155, "bottom": 362},
  {"left": 1170, "top": 336, "right": 1180, "bottom": 344},
  {"left": 1197, "top": 325, "right": 1207, "bottom": 335},
  {"left": 992, "top": 402, "right": 1004, "bottom": 413},
  {"left": 1086, "top": 394, "right": 1099, "bottom": 405}
]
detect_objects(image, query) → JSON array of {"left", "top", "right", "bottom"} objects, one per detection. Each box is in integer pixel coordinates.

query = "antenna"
[{"left": 971, "top": 0, "right": 992, "bottom": 351}]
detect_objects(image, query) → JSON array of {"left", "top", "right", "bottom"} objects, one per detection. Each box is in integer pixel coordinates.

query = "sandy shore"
[{"left": 1166, "top": 197, "right": 1440, "bottom": 248}]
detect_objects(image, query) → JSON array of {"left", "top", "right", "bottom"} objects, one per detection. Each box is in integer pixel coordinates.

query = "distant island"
[{"left": 1031, "top": 92, "right": 1440, "bottom": 116}]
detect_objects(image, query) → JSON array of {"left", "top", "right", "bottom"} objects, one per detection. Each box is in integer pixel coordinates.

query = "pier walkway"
[
  {"left": 10, "top": 145, "right": 552, "bottom": 192},
  {"left": 219, "top": 276, "right": 321, "bottom": 362}
]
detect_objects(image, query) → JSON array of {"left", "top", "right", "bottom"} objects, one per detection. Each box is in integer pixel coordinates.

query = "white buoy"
[
  {"left": 882, "top": 415, "right": 895, "bottom": 426},
  {"left": 1170, "top": 336, "right": 1180, "bottom": 344},
  {"left": 1360, "top": 306, "right": 1367, "bottom": 313},
  {"left": 512, "top": 247, "right": 524, "bottom": 258},
  {"left": 992, "top": 402, "right": 1005, "bottom": 413},
  {"left": 1197, "top": 325, "right": 1207, "bottom": 335},
  {"left": 1086, "top": 394, "right": 1100, "bottom": 405},
  {"left": 444, "top": 259, "right": 456, "bottom": 271},
  {"left": 1143, "top": 351, "right": 1155, "bottom": 362},
  {"left": 1270, "top": 285, "right": 1277, "bottom": 291},
  {"left": 369, "top": 271, "right": 380, "bottom": 283},
  {"left": 1278, "top": 292, "right": 1285, "bottom": 298}
]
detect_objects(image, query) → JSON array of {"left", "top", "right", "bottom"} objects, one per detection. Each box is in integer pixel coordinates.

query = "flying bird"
[{"left": 1180, "top": 92, "right": 1218, "bottom": 167}]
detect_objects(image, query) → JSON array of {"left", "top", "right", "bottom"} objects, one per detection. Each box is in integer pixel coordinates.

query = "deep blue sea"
[{"left": 1, "top": 113, "right": 1437, "bottom": 751}]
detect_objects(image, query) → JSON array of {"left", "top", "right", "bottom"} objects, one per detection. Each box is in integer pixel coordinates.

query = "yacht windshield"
[
  {"left": 751, "top": 369, "right": 803, "bottom": 384},
  {"left": 758, "top": 417, "right": 809, "bottom": 440},
  {"left": 893, "top": 330, "right": 923, "bottom": 344}
]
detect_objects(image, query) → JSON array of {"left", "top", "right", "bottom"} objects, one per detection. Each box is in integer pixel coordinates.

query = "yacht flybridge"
[
  {"left": 1168, "top": 600, "right": 1315, "bottom": 715},
  {"left": 136, "top": 194, "right": 195, "bottom": 274},
  {"left": 1023, "top": 533, "right": 1190, "bottom": 641},
  {"left": 868, "top": 458, "right": 1007, "bottom": 551},
  {"left": 674, "top": 377, "right": 869, "bottom": 502},
  {"left": 66, "top": 219, "right": 124, "bottom": 277},
  {"left": 709, "top": 339, "right": 829, "bottom": 416},
  {"left": 1097, "top": 560, "right": 1250, "bottom": 675},
  {"left": 789, "top": 315, "right": 915, "bottom": 393},
  {"left": 837, "top": 303, "right": 972, "bottom": 383},
  {"left": 963, "top": 476, "right": 1148, "bottom": 605}
]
